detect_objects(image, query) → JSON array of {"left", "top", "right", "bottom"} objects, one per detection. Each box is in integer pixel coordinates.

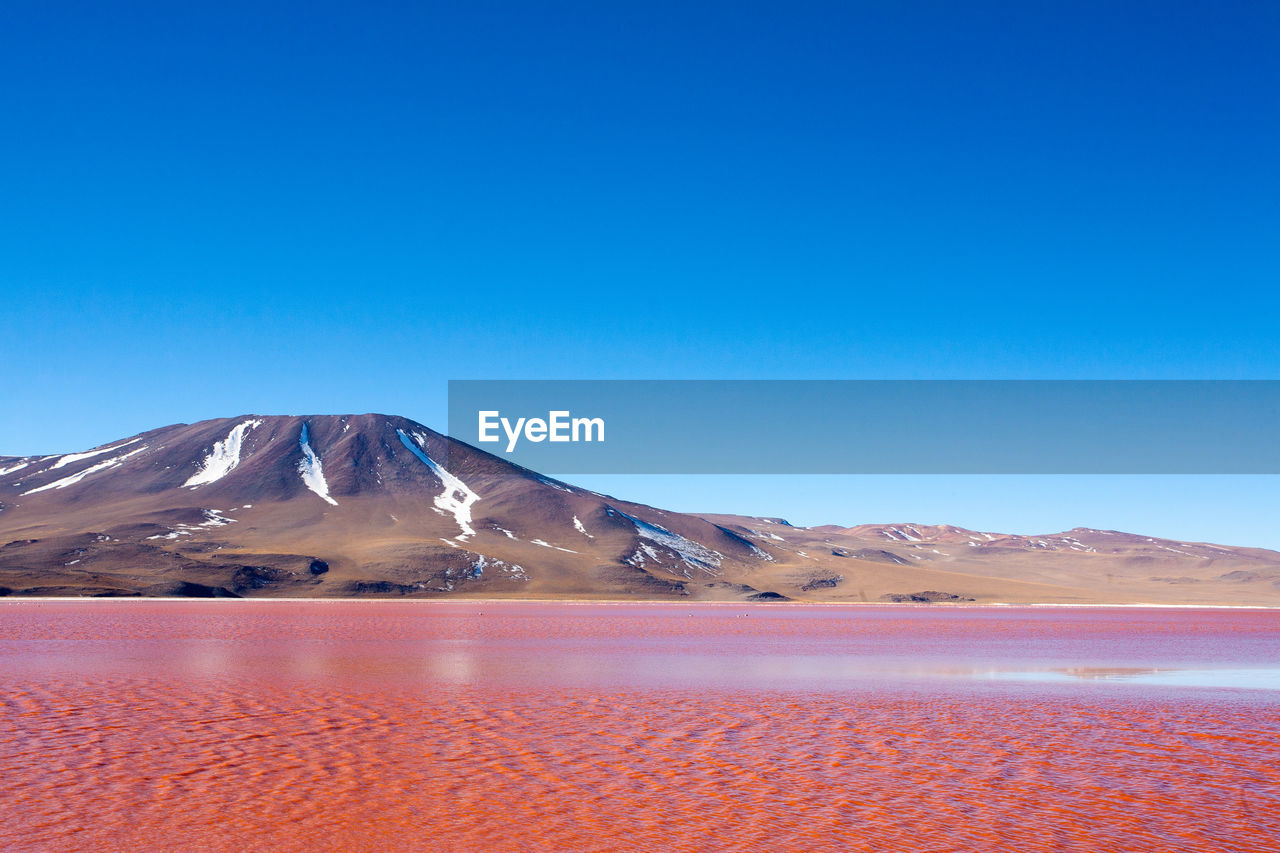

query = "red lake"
[{"left": 2, "top": 601, "right": 1277, "bottom": 851}]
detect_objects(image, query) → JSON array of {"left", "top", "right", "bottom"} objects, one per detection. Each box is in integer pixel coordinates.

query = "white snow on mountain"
[
  {"left": 531, "top": 538, "right": 578, "bottom": 553},
  {"left": 537, "top": 476, "right": 574, "bottom": 493},
  {"left": 22, "top": 446, "right": 149, "bottom": 495},
  {"left": 297, "top": 423, "right": 338, "bottom": 506},
  {"left": 146, "top": 509, "right": 237, "bottom": 540},
  {"left": 881, "top": 526, "right": 923, "bottom": 542},
  {"left": 627, "top": 543, "right": 665, "bottom": 569},
  {"left": 0, "top": 461, "right": 30, "bottom": 477},
  {"left": 398, "top": 429, "right": 479, "bottom": 541},
  {"left": 49, "top": 438, "right": 143, "bottom": 471},
  {"left": 470, "top": 556, "right": 528, "bottom": 581},
  {"left": 612, "top": 506, "right": 723, "bottom": 574},
  {"left": 184, "top": 419, "right": 262, "bottom": 487},
  {"left": 573, "top": 516, "right": 593, "bottom": 538}
]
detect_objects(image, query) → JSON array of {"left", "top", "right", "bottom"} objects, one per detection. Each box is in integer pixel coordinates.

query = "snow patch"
[
  {"left": 0, "top": 461, "right": 29, "bottom": 477},
  {"left": 22, "top": 446, "right": 148, "bottom": 495},
  {"left": 50, "top": 438, "right": 143, "bottom": 471},
  {"left": 147, "top": 509, "right": 236, "bottom": 539},
  {"left": 297, "top": 423, "right": 338, "bottom": 506},
  {"left": 531, "top": 538, "right": 578, "bottom": 553},
  {"left": 612, "top": 506, "right": 722, "bottom": 575},
  {"left": 573, "top": 516, "right": 594, "bottom": 538},
  {"left": 397, "top": 430, "right": 479, "bottom": 541},
  {"left": 497, "top": 560, "right": 529, "bottom": 581},
  {"left": 201, "top": 509, "right": 234, "bottom": 527},
  {"left": 184, "top": 420, "right": 262, "bottom": 487},
  {"left": 538, "top": 476, "right": 574, "bottom": 493},
  {"left": 627, "top": 543, "right": 665, "bottom": 568}
]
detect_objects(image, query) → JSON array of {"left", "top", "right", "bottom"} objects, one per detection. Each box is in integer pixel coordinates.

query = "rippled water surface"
[{"left": 2, "top": 601, "right": 1278, "bottom": 851}]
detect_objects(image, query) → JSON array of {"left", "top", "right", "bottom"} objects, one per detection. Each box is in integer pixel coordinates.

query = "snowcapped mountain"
[
  {"left": 2, "top": 414, "right": 1279, "bottom": 603},
  {"left": 0, "top": 415, "right": 785, "bottom": 599}
]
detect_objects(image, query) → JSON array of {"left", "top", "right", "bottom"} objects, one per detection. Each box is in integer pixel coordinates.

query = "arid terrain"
[{"left": 2, "top": 414, "right": 1278, "bottom": 604}]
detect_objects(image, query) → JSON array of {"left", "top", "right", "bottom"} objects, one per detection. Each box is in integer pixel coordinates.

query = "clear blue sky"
[{"left": 3, "top": 2, "right": 1279, "bottom": 545}]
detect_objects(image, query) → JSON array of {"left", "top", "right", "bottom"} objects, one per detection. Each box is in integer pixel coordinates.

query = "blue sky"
[{"left": 3, "top": 2, "right": 1279, "bottom": 545}]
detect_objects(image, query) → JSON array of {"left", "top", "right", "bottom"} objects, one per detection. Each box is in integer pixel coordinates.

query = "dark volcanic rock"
[
  {"left": 309, "top": 559, "right": 329, "bottom": 575},
  {"left": 592, "top": 563, "right": 689, "bottom": 596},
  {"left": 348, "top": 580, "right": 424, "bottom": 595},
  {"left": 145, "top": 581, "right": 241, "bottom": 598},
  {"left": 1220, "top": 570, "right": 1266, "bottom": 582},
  {"left": 879, "top": 590, "right": 974, "bottom": 603},
  {"left": 841, "top": 548, "right": 909, "bottom": 565},
  {"left": 801, "top": 576, "right": 843, "bottom": 591},
  {"left": 17, "top": 586, "right": 140, "bottom": 597},
  {"left": 232, "top": 565, "right": 292, "bottom": 593},
  {"left": 747, "top": 591, "right": 790, "bottom": 602}
]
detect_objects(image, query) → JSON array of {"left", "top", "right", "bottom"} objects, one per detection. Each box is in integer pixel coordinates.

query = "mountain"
[{"left": 2, "top": 414, "right": 1279, "bottom": 604}]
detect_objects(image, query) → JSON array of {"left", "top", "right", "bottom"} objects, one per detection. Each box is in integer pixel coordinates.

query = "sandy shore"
[{"left": 2, "top": 596, "right": 1278, "bottom": 609}]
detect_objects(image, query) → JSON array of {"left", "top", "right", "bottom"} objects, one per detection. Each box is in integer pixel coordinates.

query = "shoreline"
[{"left": 1, "top": 597, "right": 1278, "bottom": 610}]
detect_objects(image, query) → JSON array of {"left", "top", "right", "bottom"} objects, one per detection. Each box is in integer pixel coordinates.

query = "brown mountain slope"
[{"left": 2, "top": 414, "right": 1279, "bottom": 604}]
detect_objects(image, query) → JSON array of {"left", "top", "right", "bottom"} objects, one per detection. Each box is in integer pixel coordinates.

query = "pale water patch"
[{"left": 985, "top": 666, "right": 1280, "bottom": 690}]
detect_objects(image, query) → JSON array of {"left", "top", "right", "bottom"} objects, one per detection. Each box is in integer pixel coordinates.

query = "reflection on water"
[
  {"left": 1, "top": 601, "right": 1278, "bottom": 852},
  {"left": 994, "top": 666, "right": 1280, "bottom": 690}
]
